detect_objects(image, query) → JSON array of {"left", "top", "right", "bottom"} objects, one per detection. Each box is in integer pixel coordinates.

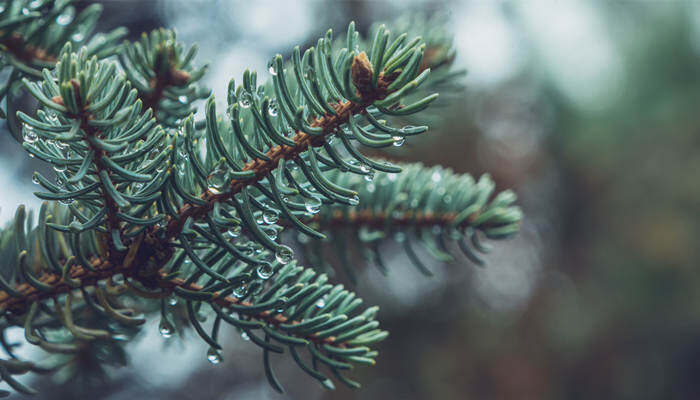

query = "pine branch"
[
  {"left": 0, "top": 0, "right": 126, "bottom": 121},
  {"left": 164, "top": 52, "right": 400, "bottom": 240},
  {"left": 0, "top": 6, "right": 522, "bottom": 395},
  {"left": 292, "top": 164, "right": 521, "bottom": 279}
]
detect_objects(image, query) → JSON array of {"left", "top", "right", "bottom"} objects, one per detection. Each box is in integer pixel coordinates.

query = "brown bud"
[{"left": 351, "top": 51, "right": 373, "bottom": 98}]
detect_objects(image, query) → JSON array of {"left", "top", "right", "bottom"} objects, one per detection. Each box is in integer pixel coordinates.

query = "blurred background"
[{"left": 2, "top": 0, "right": 700, "bottom": 399}]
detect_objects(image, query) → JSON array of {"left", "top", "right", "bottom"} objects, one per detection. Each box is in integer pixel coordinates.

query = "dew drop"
[
  {"left": 431, "top": 171, "right": 442, "bottom": 182},
  {"left": 58, "top": 198, "right": 75, "bottom": 205},
  {"left": 366, "top": 183, "right": 376, "bottom": 193},
  {"left": 262, "top": 210, "right": 279, "bottom": 224},
  {"left": 267, "top": 100, "right": 278, "bottom": 117},
  {"left": 240, "top": 331, "right": 250, "bottom": 341},
  {"left": 239, "top": 93, "right": 251, "bottom": 109},
  {"left": 394, "top": 231, "right": 406, "bottom": 243},
  {"left": 305, "top": 196, "right": 322, "bottom": 214},
  {"left": 226, "top": 225, "right": 241, "bottom": 238},
  {"left": 348, "top": 195, "right": 360, "bottom": 206},
  {"left": 158, "top": 318, "right": 173, "bottom": 338},
  {"left": 178, "top": 95, "right": 188, "bottom": 104},
  {"left": 392, "top": 136, "right": 405, "bottom": 147},
  {"left": 206, "top": 167, "right": 227, "bottom": 194},
  {"left": 268, "top": 60, "right": 277, "bottom": 76},
  {"left": 23, "top": 124, "right": 37, "bottom": 144},
  {"left": 168, "top": 295, "right": 178, "bottom": 306},
  {"left": 53, "top": 163, "right": 66, "bottom": 173},
  {"left": 55, "top": 177, "right": 65, "bottom": 187},
  {"left": 256, "top": 262, "right": 274, "bottom": 279},
  {"left": 233, "top": 284, "right": 248, "bottom": 298},
  {"left": 56, "top": 10, "right": 73, "bottom": 26},
  {"left": 32, "top": 174, "right": 40, "bottom": 185},
  {"left": 315, "top": 295, "right": 327, "bottom": 308},
  {"left": 206, "top": 347, "right": 222, "bottom": 364},
  {"left": 363, "top": 169, "right": 375, "bottom": 182},
  {"left": 264, "top": 226, "right": 278, "bottom": 241},
  {"left": 71, "top": 32, "right": 84, "bottom": 42},
  {"left": 275, "top": 245, "right": 294, "bottom": 264},
  {"left": 359, "top": 163, "right": 370, "bottom": 173},
  {"left": 387, "top": 173, "right": 397, "bottom": 182}
]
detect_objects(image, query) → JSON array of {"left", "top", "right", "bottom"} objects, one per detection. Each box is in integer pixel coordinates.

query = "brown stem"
[
  {"left": 0, "top": 33, "right": 56, "bottom": 64},
  {"left": 0, "top": 258, "right": 339, "bottom": 345}
]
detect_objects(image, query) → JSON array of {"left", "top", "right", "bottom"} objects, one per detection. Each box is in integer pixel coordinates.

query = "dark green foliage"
[
  {"left": 0, "top": 0, "right": 126, "bottom": 123},
  {"left": 0, "top": 1, "right": 521, "bottom": 395}
]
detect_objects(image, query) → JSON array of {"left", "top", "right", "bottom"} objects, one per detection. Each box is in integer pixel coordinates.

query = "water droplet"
[
  {"left": 58, "top": 198, "right": 75, "bottom": 205},
  {"left": 262, "top": 210, "right": 278, "bottom": 224},
  {"left": 226, "top": 225, "right": 241, "bottom": 238},
  {"left": 268, "top": 60, "right": 277, "bottom": 76},
  {"left": 256, "top": 262, "right": 274, "bottom": 279},
  {"left": 53, "top": 163, "right": 66, "bottom": 173},
  {"left": 207, "top": 167, "right": 227, "bottom": 194},
  {"left": 178, "top": 95, "right": 188, "bottom": 104},
  {"left": 55, "top": 177, "right": 65, "bottom": 187},
  {"left": 268, "top": 100, "right": 278, "bottom": 117},
  {"left": 305, "top": 196, "right": 322, "bottom": 214},
  {"left": 28, "top": 153, "right": 35, "bottom": 158},
  {"left": 327, "top": 135, "right": 335, "bottom": 145},
  {"left": 315, "top": 295, "right": 327, "bottom": 308},
  {"left": 168, "top": 295, "right": 178, "bottom": 306},
  {"left": 394, "top": 231, "right": 406, "bottom": 243},
  {"left": 206, "top": 347, "right": 222, "bottom": 364},
  {"left": 239, "top": 93, "right": 251, "bottom": 109},
  {"left": 275, "top": 245, "right": 294, "bottom": 264},
  {"left": 23, "top": 124, "right": 37, "bottom": 144},
  {"left": 263, "top": 226, "right": 278, "bottom": 241},
  {"left": 363, "top": 169, "right": 375, "bottom": 182},
  {"left": 32, "top": 175, "right": 40, "bottom": 185},
  {"left": 431, "top": 171, "right": 442, "bottom": 182},
  {"left": 359, "top": 163, "right": 370, "bottom": 173},
  {"left": 400, "top": 125, "right": 416, "bottom": 134},
  {"left": 387, "top": 173, "right": 397, "bottom": 182},
  {"left": 366, "top": 183, "right": 376, "bottom": 193},
  {"left": 240, "top": 331, "right": 250, "bottom": 341},
  {"left": 21, "top": 7, "right": 30, "bottom": 15},
  {"left": 348, "top": 195, "right": 360, "bottom": 206},
  {"left": 392, "top": 136, "right": 405, "bottom": 147},
  {"left": 71, "top": 32, "right": 85, "bottom": 42},
  {"left": 56, "top": 10, "right": 73, "bottom": 26},
  {"left": 159, "top": 318, "right": 173, "bottom": 338},
  {"left": 233, "top": 284, "right": 248, "bottom": 298}
]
